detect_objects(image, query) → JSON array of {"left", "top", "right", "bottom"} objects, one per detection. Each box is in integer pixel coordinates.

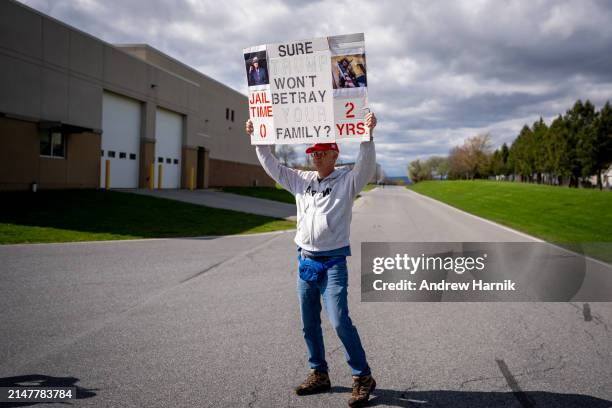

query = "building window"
[
  {"left": 226, "top": 108, "right": 230, "bottom": 120},
  {"left": 119, "top": 152, "right": 126, "bottom": 159},
  {"left": 173, "top": 159, "right": 179, "bottom": 164},
  {"left": 231, "top": 110, "right": 235, "bottom": 122},
  {"left": 40, "top": 131, "right": 65, "bottom": 158},
  {"left": 129, "top": 153, "right": 136, "bottom": 160},
  {"left": 158, "top": 157, "right": 163, "bottom": 163},
  {"left": 166, "top": 158, "right": 171, "bottom": 164},
  {"left": 108, "top": 151, "right": 116, "bottom": 158},
  {"left": 101, "top": 150, "right": 104, "bottom": 156}
]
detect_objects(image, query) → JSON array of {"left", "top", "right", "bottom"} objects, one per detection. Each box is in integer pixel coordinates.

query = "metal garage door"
[
  {"left": 100, "top": 92, "right": 141, "bottom": 188},
  {"left": 154, "top": 108, "right": 182, "bottom": 189}
]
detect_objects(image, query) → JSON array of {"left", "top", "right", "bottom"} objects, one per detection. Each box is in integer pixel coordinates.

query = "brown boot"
[
  {"left": 294, "top": 369, "right": 331, "bottom": 395},
  {"left": 348, "top": 375, "right": 376, "bottom": 407}
]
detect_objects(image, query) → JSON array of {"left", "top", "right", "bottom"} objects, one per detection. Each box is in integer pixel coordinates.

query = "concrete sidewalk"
[{"left": 123, "top": 188, "right": 297, "bottom": 220}]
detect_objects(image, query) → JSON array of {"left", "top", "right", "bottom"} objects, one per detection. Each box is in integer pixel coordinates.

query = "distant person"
[
  {"left": 246, "top": 113, "right": 378, "bottom": 407},
  {"left": 248, "top": 56, "right": 268, "bottom": 86}
]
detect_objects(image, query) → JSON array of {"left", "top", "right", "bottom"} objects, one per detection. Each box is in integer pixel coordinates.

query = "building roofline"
[
  {"left": 115, "top": 43, "right": 247, "bottom": 98},
  {"left": 8, "top": 1, "right": 225, "bottom": 93}
]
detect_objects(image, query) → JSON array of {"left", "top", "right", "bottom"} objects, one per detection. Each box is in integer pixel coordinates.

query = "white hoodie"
[{"left": 255, "top": 141, "right": 376, "bottom": 251}]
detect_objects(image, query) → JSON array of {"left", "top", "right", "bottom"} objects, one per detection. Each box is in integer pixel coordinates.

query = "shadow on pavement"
[
  {"left": 330, "top": 385, "right": 611, "bottom": 407},
  {"left": 0, "top": 374, "right": 97, "bottom": 407}
]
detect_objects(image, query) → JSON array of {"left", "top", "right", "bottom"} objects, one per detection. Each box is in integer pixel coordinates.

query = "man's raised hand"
[{"left": 365, "top": 112, "right": 377, "bottom": 138}]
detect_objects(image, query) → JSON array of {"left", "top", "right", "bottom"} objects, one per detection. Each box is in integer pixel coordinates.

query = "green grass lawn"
[
  {"left": 409, "top": 180, "right": 612, "bottom": 262},
  {"left": 221, "top": 184, "right": 295, "bottom": 204},
  {"left": 0, "top": 190, "right": 295, "bottom": 245},
  {"left": 362, "top": 184, "right": 378, "bottom": 192}
]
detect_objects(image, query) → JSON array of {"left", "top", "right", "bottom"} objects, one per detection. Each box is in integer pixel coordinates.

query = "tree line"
[{"left": 408, "top": 100, "right": 612, "bottom": 189}]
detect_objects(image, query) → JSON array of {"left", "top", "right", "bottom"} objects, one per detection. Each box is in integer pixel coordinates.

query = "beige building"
[{"left": 0, "top": 0, "right": 274, "bottom": 191}]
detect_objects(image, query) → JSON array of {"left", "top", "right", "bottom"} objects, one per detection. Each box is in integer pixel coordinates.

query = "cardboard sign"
[{"left": 243, "top": 33, "right": 369, "bottom": 145}]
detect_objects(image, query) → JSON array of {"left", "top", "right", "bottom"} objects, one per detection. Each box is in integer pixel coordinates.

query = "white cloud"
[{"left": 18, "top": 0, "right": 612, "bottom": 176}]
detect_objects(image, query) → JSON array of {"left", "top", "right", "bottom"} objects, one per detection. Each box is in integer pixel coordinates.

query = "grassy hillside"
[{"left": 409, "top": 180, "right": 612, "bottom": 261}]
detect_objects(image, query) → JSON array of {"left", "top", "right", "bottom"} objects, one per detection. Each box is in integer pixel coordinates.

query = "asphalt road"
[{"left": 1, "top": 186, "right": 610, "bottom": 407}]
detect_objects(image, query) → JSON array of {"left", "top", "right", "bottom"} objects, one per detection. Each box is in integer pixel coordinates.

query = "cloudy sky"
[{"left": 20, "top": 0, "right": 612, "bottom": 176}]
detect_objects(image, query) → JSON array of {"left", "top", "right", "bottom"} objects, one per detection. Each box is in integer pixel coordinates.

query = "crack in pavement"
[
  {"left": 582, "top": 329, "right": 605, "bottom": 359},
  {"left": 524, "top": 341, "right": 567, "bottom": 378},
  {"left": 569, "top": 302, "right": 609, "bottom": 332},
  {"left": 180, "top": 260, "right": 226, "bottom": 283},
  {"left": 5, "top": 232, "right": 289, "bottom": 374},
  {"left": 458, "top": 346, "right": 567, "bottom": 394},
  {"left": 569, "top": 302, "right": 612, "bottom": 361},
  {"left": 247, "top": 387, "right": 258, "bottom": 408},
  {"left": 458, "top": 374, "right": 505, "bottom": 390},
  {"left": 329, "top": 344, "right": 343, "bottom": 356},
  {"left": 399, "top": 380, "right": 421, "bottom": 400}
]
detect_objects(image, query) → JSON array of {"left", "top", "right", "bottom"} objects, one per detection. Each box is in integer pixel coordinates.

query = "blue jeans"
[{"left": 296, "top": 258, "right": 371, "bottom": 377}]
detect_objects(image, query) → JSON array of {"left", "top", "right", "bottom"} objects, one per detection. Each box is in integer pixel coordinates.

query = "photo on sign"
[
  {"left": 244, "top": 51, "right": 269, "bottom": 87},
  {"left": 331, "top": 54, "right": 367, "bottom": 89}
]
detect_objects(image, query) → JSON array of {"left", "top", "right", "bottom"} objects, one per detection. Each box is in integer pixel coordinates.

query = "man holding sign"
[
  {"left": 244, "top": 33, "right": 370, "bottom": 145},
  {"left": 248, "top": 56, "right": 268, "bottom": 86},
  {"left": 245, "top": 112, "right": 377, "bottom": 407}
]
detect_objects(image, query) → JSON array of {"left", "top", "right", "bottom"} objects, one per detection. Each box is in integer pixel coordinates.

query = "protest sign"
[{"left": 243, "top": 33, "right": 369, "bottom": 145}]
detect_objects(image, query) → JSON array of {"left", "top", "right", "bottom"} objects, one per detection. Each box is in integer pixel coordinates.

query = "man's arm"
[
  {"left": 247, "top": 120, "right": 305, "bottom": 195},
  {"left": 349, "top": 141, "right": 376, "bottom": 194},
  {"left": 349, "top": 112, "right": 378, "bottom": 194},
  {"left": 255, "top": 145, "right": 306, "bottom": 195}
]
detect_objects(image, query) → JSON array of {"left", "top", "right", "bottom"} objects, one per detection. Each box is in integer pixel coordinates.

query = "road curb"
[
  {"left": 405, "top": 188, "right": 543, "bottom": 242},
  {"left": 406, "top": 187, "right": 612, "bottom": 269}
]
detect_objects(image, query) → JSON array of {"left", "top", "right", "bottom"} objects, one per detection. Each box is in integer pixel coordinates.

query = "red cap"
[{"left": 305, "top": 143, "right": 339, "bottom": 154}]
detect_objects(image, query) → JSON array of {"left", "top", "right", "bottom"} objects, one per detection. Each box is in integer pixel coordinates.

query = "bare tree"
[
  {"left": 448, "top": 145, "right": 471, "bottom": 179},
  {"left": 275, "top": 144, "right": 298, "bottom": 166},
  {"left": 466, "top": 133, "right": 493, "bottom": 178},
  {"left": 408, "top": 159, "right": 432, "bottom": 182},
  {"left": 448, "top": 134, "right": 492, "bottom": 179}
]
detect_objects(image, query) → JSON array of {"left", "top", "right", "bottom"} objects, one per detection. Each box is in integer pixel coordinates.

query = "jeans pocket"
[{"left": 326, "top": 261, "right": 348, "bottom": 287}]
